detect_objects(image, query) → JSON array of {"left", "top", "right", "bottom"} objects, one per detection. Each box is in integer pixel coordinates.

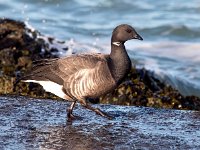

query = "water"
[{"left": 1, "top": 0, "right": 200, "bottom": 97}]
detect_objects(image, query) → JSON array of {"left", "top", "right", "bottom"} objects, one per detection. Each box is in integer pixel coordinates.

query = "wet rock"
[{"left": 0, "top": 96, "right": 200, "bottom": 149}]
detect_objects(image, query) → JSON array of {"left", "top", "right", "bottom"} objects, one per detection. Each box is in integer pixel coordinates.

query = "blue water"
[{"left": 1, "top": 0, "right": 200, "bottom": 97}]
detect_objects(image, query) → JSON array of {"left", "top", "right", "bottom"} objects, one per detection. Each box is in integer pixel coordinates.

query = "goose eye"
[{"left": 126, "top": 29, "right": 132, "bottom": 33}]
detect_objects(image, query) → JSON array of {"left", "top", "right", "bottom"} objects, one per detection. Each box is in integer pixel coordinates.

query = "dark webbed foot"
[
  {"left": 82, "top": 103, "right": 113, "bottom": 120},
  {"left": 93, "top": 107, "right": 112, "bottom": 119},
  {"left": 67, "top": 101, "right": 76, "bottom": 122},
  {"left": 67, "top": 111, "right": 76, "bottom": 122}
]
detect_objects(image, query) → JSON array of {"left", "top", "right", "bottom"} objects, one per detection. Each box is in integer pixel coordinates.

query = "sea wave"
[
  {"left": 140, "top": 25, "right": 200, "bottom": 41},
  {"left": 127, "top": 41, "right": 200, "bottom": 97}
]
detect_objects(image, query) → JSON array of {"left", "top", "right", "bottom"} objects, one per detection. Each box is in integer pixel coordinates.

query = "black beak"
[{"left": 133, "top": 33, "right": 143, "bottom": 40}]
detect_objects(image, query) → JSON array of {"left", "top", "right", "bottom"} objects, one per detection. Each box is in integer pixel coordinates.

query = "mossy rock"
[{"left": 100, "top": 68, "right": 200, "bottom": 110}]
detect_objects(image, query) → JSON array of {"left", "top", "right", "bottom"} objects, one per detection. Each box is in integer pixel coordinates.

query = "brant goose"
[{"left": 21, "top": 24, "right": 143, "bottom": 121}]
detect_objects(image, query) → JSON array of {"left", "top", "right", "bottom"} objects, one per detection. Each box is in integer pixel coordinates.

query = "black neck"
[{"left": 109, "top": 37, "right": 131, "bottom": 84}]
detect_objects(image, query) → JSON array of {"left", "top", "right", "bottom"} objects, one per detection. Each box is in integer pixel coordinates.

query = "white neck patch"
[{"left": 112, "top": 42, "right": 121, "bottom": 46}]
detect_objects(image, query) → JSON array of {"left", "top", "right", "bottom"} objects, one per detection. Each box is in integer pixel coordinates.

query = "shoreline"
[{"left": 1, "top": 18, "right": 200, "bottom": 110}]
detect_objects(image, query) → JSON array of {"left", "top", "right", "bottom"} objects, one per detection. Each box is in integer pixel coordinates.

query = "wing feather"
[{"left": 22, "top": 53, "right": 110, "bottom": 88}]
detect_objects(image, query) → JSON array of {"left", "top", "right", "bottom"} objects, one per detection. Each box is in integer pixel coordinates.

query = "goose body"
[
  {"left": 25, "top": 54, "right": 116, "bottom": 100},
  {"left": 21, "top": 24, "right": 143, "bottom": 121}
]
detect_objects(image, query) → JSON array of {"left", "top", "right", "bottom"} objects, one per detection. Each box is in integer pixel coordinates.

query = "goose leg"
[
  {"left": 67, "top": 101, "right": 76, "bottom": 121},
  {"left": 80, "top": 100, "right": 112, "bottom": 119}
]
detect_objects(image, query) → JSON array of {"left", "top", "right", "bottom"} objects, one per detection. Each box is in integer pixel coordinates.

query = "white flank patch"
[{"left": 24, "top": 80, "right": 66, "bottom": 99}]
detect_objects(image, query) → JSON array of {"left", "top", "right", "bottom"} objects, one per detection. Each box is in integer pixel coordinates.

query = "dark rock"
[
  {"left": 0, "top": 96, "right": 200, "bottom": 149},
  {"left": 0, "top": 18, "right": 60, "bottom": 97},
  {"left": 100, "top": 68, "right": 200, "bottom": 110}
]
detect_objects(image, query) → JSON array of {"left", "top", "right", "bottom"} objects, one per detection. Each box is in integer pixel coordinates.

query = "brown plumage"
[{"left": 20, "top": 24, "right": 143, "bottom": 121}]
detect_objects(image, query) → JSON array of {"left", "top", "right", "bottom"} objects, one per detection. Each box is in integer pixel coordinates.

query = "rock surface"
[{"left": 0, "top": 96, "right": 200, "bottom": 150}]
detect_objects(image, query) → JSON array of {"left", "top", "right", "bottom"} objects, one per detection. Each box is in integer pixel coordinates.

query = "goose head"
[{"left": 112, "top": 24, "right": 143, "bottom": 44}]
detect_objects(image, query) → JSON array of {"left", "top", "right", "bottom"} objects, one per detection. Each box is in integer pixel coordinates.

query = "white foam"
[
  {"left": 127, "top": 41, "right": 200, "bottom": 63},
  {"left": 25, "top": 80, "right": 66, "bottom": 99}
]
